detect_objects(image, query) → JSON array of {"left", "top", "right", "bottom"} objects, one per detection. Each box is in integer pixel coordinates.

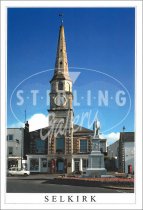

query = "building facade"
[
  {"left": 7, "top": 128, "right": 24, "bottom": 169},
  {"left": 107, "top": 140, "right": 119, "bottom": 171},
  {"left": 107, "top": 132, "right": 134, "bottom": 173},
  {"left": 118, "top": 132, "right": 134, "bottom": 173},
  {"left": 13, "top": 22, "right": 107, "bottom": 174},
  {"left": 25, "top": 124, "right": 107, "bottom": 174}
]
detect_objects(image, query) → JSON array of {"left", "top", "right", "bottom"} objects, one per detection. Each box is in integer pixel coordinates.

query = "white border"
[{"left": 1, "top": 1, "right": 142, "bottom": 210}]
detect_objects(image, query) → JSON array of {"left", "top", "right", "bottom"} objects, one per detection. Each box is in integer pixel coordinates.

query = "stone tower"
[{"left": 48, "top": 23, "right": 73, "bottom": 167}]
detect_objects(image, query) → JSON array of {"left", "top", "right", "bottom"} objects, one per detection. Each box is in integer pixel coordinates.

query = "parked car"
[{"left": 7, "top": 167, "right": 30, "bottom": 176}]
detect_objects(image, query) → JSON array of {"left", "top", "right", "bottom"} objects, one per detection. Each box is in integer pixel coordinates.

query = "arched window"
[{"left": 58, "top": 81, "right": 63, "bottom": 90}]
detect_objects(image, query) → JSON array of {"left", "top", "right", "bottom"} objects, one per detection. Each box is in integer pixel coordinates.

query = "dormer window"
[{"left": 58, "top": 81, "right": 63, "bottom": 90}]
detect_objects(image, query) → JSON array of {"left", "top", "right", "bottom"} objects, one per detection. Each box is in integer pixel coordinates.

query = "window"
[
  {"left": 35, "top": 139, "right": 45, "bottom": 154},
  {"left": 80, "top": 140, "right": 88, "bottom": 153},
  {"left": 30, "top": 139, "right": 46, "bottom": 154},
  {"left": 30, "top": 158, "right": 39, "bottom": 171},
  {"left": 42, "top": 158, "right": 47, "bottom": 168},
  {"left": 58, "top": 81, "right": 63, "bottom": 90},
  {"left": 7, "top": 134, "right": 13, "bottom": 141},
  {"left": 8, "top": 147, "right": 13, "bottom": 155},
  {"left": 56, "top": 138, "right": 65, "bottom": 153},
  {"left": 67, "top": 82, "right": 70, "bottom": 92},
  {"left": 100, "top": 148, "right": 103, "bottom": 153},
  {"left": 82, "top": 159, "right": 88, "bottom": 168},
  {"left": 8, "top": 160, "right": 18, "bottom": 168}
]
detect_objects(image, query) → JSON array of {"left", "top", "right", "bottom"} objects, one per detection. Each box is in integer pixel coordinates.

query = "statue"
[
  {"left": 93, "top": 120, "right": 100, "bottom": 138},
  {"left": 92, "top": 141, "right": 99, "bottom": 151},
  {"left": 86, "top": 118, "right": 106, "bottom": 177}
]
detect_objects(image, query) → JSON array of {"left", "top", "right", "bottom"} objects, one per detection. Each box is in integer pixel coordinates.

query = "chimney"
[{"left": 25, "top": 121, "right": 29, "bottom": 132}]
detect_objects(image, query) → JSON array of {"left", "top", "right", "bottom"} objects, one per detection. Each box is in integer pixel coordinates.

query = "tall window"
[
  {"left": 68, "top": 83, "right": 71, "bottom": 92},
  {"left": 100, "top": 148, "right": 103, "bottom": 153},
  {"left": 58, "top": 81, "right": 63, "bottom": 90},
  {"left": 41, "top": 158, "right": 47, "bottom": 168},
  {"left": 35, "top": 139, "right": 45, "bottom": 154},
  {"left": 8, "top": 147, "right": 13, "bottom": 155},
  {"left": 30, "top": 158, "right": 39, "bottom": 171},
  {"left": 7, "top": 134, "right": 13, "bottom": 141},
  {"left": 80, "top": 140, "right": 88, "bottom": 153},
  {"left": 56, "top": 138, "right": 65, "bottom": 153},
  {"left": 82, "top": 159, "right": 88, "bottom": 169}
]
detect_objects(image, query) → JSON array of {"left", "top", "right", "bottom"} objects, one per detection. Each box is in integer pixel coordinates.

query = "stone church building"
[{"left": 23, "top": 23, "right": 107, "bottom": 174}]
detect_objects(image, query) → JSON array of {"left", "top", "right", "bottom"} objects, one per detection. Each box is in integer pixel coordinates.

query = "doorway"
[
  {"left": 56, "top": 158, "right": 64, "bottom": 173},
  {"left": 41, "top": 158, "right": 48, "bottom": 173},
  {"left": 74, "top": 161, "right": 80, "bottom": 172}
]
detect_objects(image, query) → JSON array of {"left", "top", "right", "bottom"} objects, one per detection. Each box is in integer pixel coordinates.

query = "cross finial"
[{"left": 59, "top": 13, "right": 64, "bottom": 25}]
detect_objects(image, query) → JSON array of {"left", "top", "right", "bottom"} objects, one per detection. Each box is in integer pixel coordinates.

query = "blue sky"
[{"left": 7, "top": 8, "right": 135, "bottom": 135}]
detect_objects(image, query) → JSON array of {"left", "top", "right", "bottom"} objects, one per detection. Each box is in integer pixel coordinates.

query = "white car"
[{"left": 8, "top": 167, "right": 30, "bottom": 176}]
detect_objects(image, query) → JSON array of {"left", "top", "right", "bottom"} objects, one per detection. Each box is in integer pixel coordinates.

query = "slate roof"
[
  {"left": 29, "top": 124, "right": 94, "bottom": 135},
  {"left": 73, "top": 124, "right": 93, "bottom": 133}
]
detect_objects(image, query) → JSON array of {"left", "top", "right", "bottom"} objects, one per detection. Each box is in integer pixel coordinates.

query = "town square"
[{"left": 6, "top": 8, "right": 135, "bottom": 194}]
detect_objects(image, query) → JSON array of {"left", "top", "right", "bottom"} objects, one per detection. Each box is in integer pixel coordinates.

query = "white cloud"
[
  {"left": 8, "top": 113, "right": 49, "bottom": 132},
  {"left": 9, "top": 115, "right": 120, "bottom": 146},
  {"left": 100, "top": 132, "right": 120, "bottom": 146},
  {"left": 28, "top": 113, "right": 49, "bottom": 131}
]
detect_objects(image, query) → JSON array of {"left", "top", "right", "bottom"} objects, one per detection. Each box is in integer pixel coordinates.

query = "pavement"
[
  {"left": 7, "top": 178, "right": 134, "bottom": 193},
  {"left": 7, "top": 173, "right": 134, "bottom": 191}
]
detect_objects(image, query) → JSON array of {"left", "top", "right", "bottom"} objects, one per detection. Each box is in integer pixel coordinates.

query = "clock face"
[{"left": 54, "top": 95, "right": 67, "bottom": 106}]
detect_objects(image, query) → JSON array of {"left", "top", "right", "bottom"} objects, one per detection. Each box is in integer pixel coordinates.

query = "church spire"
[{"left": 51, "top": 18, "right": 71, "bottom": 82}]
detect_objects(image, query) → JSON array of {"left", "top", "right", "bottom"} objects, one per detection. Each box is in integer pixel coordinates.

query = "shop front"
[
  {"left": 27, "top": 155, "right": 49, "bottom": 173},
  {"left": 8, "top": 158, "right": 18, "bottom": 169},
  {"left": 7, "top": 157, "right": 22, "bottom": 169},
  {"left": 27, "top": 155, "right": 89, "bottom": 174}
]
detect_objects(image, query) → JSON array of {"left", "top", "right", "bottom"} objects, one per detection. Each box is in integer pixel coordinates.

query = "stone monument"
[{"left": 86, "top": 120, "right": 107, "bottom": 177}]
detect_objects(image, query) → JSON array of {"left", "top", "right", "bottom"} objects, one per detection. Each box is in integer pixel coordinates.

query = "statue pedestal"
[{"left": 86, "top": 136, "right": 107, "bottom": 177}]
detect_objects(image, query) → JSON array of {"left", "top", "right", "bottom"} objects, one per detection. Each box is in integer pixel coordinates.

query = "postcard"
[{"left": 0, "top": 0, "right": 142, "bottom": 210}]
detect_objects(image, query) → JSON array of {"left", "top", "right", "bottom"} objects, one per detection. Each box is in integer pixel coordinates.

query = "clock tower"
[{"left": 48, "top": 23, "right": 73, "bottom": 157}]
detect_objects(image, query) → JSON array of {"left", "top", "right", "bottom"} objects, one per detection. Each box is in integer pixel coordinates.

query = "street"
[{"left": 7, "top": 176, "right": 133, "bottom": 193}]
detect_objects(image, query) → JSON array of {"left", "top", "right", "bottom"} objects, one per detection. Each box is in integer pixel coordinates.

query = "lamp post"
[
  {"left": 15, "top": 139, "right": 19, "bottom": 168},
  {"left": 21, "top": 137, "right": 22, "bottom": 169},
  {"left": 19, "top": 127, "right": 24, "bottom": 170},
  {"left": 15, "top": 139, "right": 22, "bottom": 169},
  {"left": 16, "top": 138, "right": 22, "bottom": 169}
]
